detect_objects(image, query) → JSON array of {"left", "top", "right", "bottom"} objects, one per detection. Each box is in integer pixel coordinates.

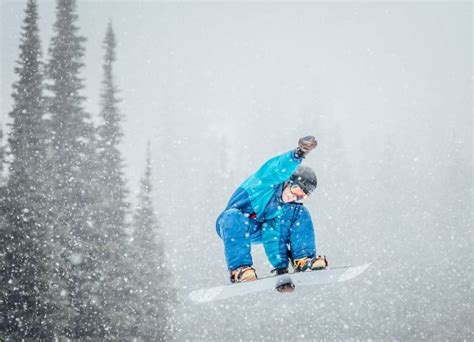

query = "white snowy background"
[{"left": 1, "top": 1, "right": 472, "bottom": 340}]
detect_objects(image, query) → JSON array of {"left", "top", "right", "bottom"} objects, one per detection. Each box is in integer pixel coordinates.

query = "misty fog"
[{"left": 1, "top": 1, "right": 471, "bottom": 340}]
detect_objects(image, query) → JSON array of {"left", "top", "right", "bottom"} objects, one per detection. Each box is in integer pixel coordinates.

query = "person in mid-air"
[{"left": 215, "top": 136, "right": 327, "bottom": 292}]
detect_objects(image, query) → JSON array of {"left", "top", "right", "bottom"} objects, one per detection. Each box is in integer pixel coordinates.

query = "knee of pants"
[
  {"left": 280, "top": 203, "right": 311, "bottom": 227},
  {"left": 216, "top": 208, "right": 248, "bottom": 238},
  {"left": 294, "top": 205, "right": 312, "bottom": 225}
]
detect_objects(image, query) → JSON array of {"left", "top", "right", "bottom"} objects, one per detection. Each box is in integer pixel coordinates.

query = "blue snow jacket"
[
  {"left": 229, "top": 150, "right": 303, "bottom": 220},
  {"left": 217, "top": 150, "right": 306, "bottom": 268}
]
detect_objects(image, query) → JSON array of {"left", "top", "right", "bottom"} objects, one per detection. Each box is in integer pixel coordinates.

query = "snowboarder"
[{"left": 215, "top": 136, "right": 327, "bottom": 293}]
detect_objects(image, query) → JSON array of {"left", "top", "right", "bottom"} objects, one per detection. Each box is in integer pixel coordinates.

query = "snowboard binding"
[
  {"left": 230, "top": 266, "right": 258, "bottom": 283},
  {"left": 293, "top": 255, "right": 328, "bottom": 272}
]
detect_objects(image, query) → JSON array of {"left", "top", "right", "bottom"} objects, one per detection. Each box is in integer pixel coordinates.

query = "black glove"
[
  {"left": 295, "top": 136, "right": 317, "bottom": 158},
  {"left": 276, "top": 282, "right": 295, "bottom": 293},
  {"left": 271, "top": 268, "right": 295, "bottom": 293}
]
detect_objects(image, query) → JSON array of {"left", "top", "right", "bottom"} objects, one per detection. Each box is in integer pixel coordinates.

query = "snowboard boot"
[
  {"left": 230, "top": 266, "right": 257, "bottom": 283},
  {"left": 293, "top": 255, "right": 328, "bottom": 272}
]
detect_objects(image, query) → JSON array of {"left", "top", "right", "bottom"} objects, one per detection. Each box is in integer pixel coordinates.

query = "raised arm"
[{"left": 242, "top": 136, "right": 318, "bottom": 187}]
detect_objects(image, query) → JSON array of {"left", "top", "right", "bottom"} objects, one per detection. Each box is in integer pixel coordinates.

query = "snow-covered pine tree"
[
  {"left": 96, "top": 23, "right": 129, "bottom": 228},
  {"left": 0, "top": 163, "right": 5, "bottom": 336},
  {"left": 131, "top": 144, "right": 174, "bottom": 340},
  {"left": 0, "top": 1, "right": 57, "bottom": 339},
  {"left": 43, "top": 0, "right": 102, "bottom": 338},
  {"left": 0, "top": 125, "right": 4, "bottom": 185},
  {"left": 93, "top": 22, "right": 136, "bottom": 339}
]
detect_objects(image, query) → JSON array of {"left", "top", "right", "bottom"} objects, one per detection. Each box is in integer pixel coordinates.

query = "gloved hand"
[
  {"left": 272, "top": 268, "right": 295, "bottom": 293},
  {"left": 276, "top": 282, "right": 295, "bottom": 293},
  {"left": 295, "top": 136, "right": 317, "bottom": 158}
]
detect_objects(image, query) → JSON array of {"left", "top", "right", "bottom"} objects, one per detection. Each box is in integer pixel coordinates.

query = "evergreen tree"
[
  {"left": 0, "top": 125, "right": 8, "bottom": 334},
  {"left": 0, "top": 125, "right": 4, "bottom": 185},
  {"left": 0, "top": 0, "right": 56, "bottom": 339},
  {"left": 132, "top": 144, "right": 174, "bottom": 340},
  {"left": 43, "top": 0, "right": 101, "bottom": 338},
  {"left": 96, "top": 22, "right": 128, "bottom": 228},
  {"left": 93, "top": 22, "right": 135, "bottom": 339}
]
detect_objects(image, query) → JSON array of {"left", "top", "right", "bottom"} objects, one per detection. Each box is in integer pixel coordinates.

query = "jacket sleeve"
[
  {"left": 242, "top": 150, "right": 303, "bottom": 189},
  {"left": 238, "top": 150, "right": 304, "bottom": 219}
]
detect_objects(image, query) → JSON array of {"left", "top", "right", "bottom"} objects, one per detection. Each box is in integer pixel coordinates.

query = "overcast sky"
[{"left": 1, "top": 0, "right": 471, "bottom": 194}]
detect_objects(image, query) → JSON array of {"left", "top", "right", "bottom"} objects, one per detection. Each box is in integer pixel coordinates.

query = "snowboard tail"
[{"left": 189, "top": 263, "right": 371, "bottom": 303}]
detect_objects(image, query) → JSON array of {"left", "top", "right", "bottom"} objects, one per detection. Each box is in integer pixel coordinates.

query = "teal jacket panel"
[{"left": 239, "top": 150, "right": 302, "bottom": 219}]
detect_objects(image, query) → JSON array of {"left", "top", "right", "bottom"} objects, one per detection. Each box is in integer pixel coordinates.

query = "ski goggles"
[{"left": 290, "top": 185, "right": 307, "bottom": 200}]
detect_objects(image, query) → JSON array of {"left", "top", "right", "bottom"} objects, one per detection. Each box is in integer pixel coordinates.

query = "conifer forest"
[{"left": 0, "top": 1, "right": 471, "bottom": 341}]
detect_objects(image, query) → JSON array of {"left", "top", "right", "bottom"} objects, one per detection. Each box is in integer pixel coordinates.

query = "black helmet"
[{"left": 289, "top": 166, "right": 317, "bottom": 195}]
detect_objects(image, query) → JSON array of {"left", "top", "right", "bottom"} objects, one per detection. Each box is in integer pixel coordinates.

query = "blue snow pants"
[{"left": 216, "top": 203, "right": 316, "bottom": 271}]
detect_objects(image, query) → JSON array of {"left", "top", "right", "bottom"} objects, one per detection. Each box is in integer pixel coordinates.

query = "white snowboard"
[{"left": 189, "top": 263, "right": 371, "bottom": 303}]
